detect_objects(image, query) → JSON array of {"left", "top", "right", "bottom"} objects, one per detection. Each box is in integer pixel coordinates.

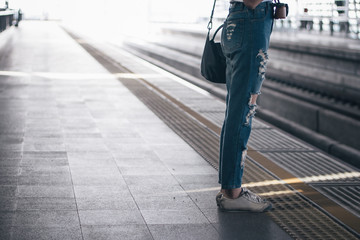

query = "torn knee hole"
[
  {"left": 240, "top": 149, "right": 247, "bottom": 168},
  {"left": 244, "top": 95, "right": 258, "bottom": 126},
  {"left": 249, "top": 94, "right": 259, "bottom": 105},
  {"left": 257, "top": 49, "right": 269, "bottom": 81}
]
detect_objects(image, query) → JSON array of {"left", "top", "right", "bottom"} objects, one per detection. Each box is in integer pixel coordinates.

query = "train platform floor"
[{"left": 0, "top": 21, "right": 359, "bottom": 240}]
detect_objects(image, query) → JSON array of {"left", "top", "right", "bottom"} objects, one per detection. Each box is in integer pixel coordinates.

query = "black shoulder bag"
[{"left": 200, "top": 0, "right": 226, "bottom": 84}]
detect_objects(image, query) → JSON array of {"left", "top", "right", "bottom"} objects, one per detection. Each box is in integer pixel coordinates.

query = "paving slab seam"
[
  {"left": 66, "top": 152, "right": 86, "bottom": 240},
  {"left": 109, "top": 152, "right": 156, "bottom": 240}
]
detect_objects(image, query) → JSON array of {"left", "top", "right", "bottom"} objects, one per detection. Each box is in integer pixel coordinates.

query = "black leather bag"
[
  {"left": 200, "top": 0, "right": 226, "bottom": 84},
  {"left": 201, "top": 24, "right": 226, "bottom": 84}
]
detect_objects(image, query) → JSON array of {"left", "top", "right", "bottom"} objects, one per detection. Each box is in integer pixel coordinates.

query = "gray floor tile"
[
  {"left": 141, "top": 209, "right": 210, "bottom": 225},
  {"left": 24, "top": 131, "right": 64, "bottom": 138},
  {"left": 0, "top": 211, "right": 15, "bottom": 225},
  {"left": 26, "top": 112, "right": 59, "bottom": 120},
  {"left": 106, "top": 141, "right": 149, "bottom": 151},
  {"left": 0, "top": 167, "right": 20, "bottom": 176},
  {"left": 79, "top": 210, "right": 145, "bottom": 225},
  {"left": 154, "top": 149, "right": 207, "bottom": 165},
  {"left": 82, "top": 225, "right": 153, "bottom": 240},
  {"left": 114, "top": 156, "right": 162, "bottom": 168},
  {"left": 101, "top": 131, "right": 140, "bottom": 139},
  {"left": 21, "top": 151, "right": 69, "bottom": 167},
  {"left": 0, "top": 226, "right": 12, "bottom": 240},
  {"left": 124, "top": 175, "right": 180, "bottom": 188},
  {"left": 23, "top": 142, "right": 66, "bottom": 152},
  {"left": 18, "top": 174, "right": 73, "bottom": 186},
  {"left": 113, "top": 151, "right": 160, "bottom": 164},
  {"left": 14, "top": 210, "right": 80, "bottom": 227},
  {"left": 124, "top": 175, "right": 186, "bottom": 197},
  {"left": 22, "top": 152, "right": 68, "bottom": 160},
  {"left": 66, "top": 142, "right": 109, "bottom": 152},
  {"left": 0, "top": 144, "right": 23, "bottom": 151},
  {"left": 17, "top": 185, "right": 74, "bottom": 198},
  {"left": 0, "top": 151, "right": 22, "bottom": 159},
  {"left": 0, "top": 133, "right": 24, "bottom": 142},
  {"left": 118, "top": 164, "right": 171, "bottom": 176},
  {"left": 70, "top": 167, "right": 121, "bottom": 177},
  {"left": 26, "top": 119, "right": 61, "bottom": 126},
  {"left": 65, "top": 132, "right": 103, "bottom": 138},
  {"left": 0, "top": 198, "right": 17, "bottom": 211},
  {"left": 23, "top": 138, "right": 64, "bottom": 144},
  {"left": 19, "top": 166, "right": 70, "bottom": 175},
  {"left": 58, "top": 109, "right": 92, "bottom": 118},
  {"left": 11, "top": 226, "right": 83, "bottom": 240},
  {"left": 203, "top": 208, "right": 292, "bottom": 240},
  {"left": 25, "top": 125, "right": 62, "bottom": 132},
  {"left": 140, "top": 132, "right": 187, "bottom": 145},
  {"left": 67, "top": 151, "right": 113, "bottom": 160},
  {"left": 186, "top": 190, "right": 220, "bottom": 210},
  {"left": 0, "top": 186, "right": 18, "bottom": 198},
  {"left": 69, "top": 159, "right": 118, "bottom": 169},
  {"left": 0, "top": 176, "right": 18, "bottom": 185},
  {"left": 135, "top": 194, "right": 198, "bottom": 211},
  {"left": 70, "top": 175, "right": 126, "bottom": 186},
  {"left": 76, "top": 197, "right": 138, "bottom": 210},
  {"left": 62, "top": 123, "right": 97, "bottom": 130},
  {"left": 111, "top": 145, "right": 153, "bottom": 158},
  {"left": 167, "top": 164, "right": 217, "bottom": 175},
  {"left": 16, "top": 198, "right": 77, "bottom": 211},
  {"left": 20, "top": 158, "right": 69, "bottom": 167},
  {"left": 70, "top": 168, "right": 126, "bottom": 186},
  {"left": 65, "top": 138, "right": 106, "bottom": 145},
  {"left": 175, "top": 174, "right": 220, "bottom": 189},
  {"left": 0, "top": 152, "right": 22, "bottom": 167},
  {"left": 67, "top": 151, "right": 116, "bottom": 168},
  {"left": 63, "top": 128, "right": 101, "bottom": 135},
  {"left": 73, "top": 186, "right": 131, "bottom": 199},
  {"left": 148, "top": 224, "right": 220, "bottom": 240}
]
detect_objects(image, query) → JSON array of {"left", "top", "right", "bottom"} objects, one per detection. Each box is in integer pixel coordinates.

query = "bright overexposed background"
[
  {"left": 2, "top": 0, "right": 224, "bottom": 38},
  {"left": 2, "top": 0, "right": 359, "bottom": 39}
]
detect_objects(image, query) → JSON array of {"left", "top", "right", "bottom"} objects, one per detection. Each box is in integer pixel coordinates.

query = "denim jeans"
[{"left": 219, "top": 2, "right": 273, "bottom": 189}]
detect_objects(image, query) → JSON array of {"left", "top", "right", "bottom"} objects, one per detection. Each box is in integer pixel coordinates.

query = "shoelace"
[{"left": 242, "top": 188, "right": 264, "bottom": 203}]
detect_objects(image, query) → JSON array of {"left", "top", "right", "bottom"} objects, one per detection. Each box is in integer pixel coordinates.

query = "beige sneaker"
[{"left": 217, "top": 188, "right": 272, "bottom": 212}]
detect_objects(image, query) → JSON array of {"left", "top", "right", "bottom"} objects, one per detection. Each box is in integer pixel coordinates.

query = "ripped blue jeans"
[{"left": 219, "top": 2, "right": 273, "bottom": 189}]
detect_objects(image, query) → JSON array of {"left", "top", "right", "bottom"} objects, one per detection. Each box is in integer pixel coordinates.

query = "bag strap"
[
  {"left": 207, "top": 0, "right": 224, "bottom": 40},
  {"left": 211, "top": 24, "right": 224, "bottom": 41},
  {"left": 207, "top": 0, "right": 217, "bottom": 33}
]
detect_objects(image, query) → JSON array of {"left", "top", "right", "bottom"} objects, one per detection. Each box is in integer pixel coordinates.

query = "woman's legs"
[{"left": 218, "top": 2, "right": 273, "bottom": 200}]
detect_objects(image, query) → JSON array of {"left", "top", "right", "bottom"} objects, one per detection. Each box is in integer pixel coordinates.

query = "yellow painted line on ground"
[{"left": 247, "top": 148, "right": 360, "bottom": 233}]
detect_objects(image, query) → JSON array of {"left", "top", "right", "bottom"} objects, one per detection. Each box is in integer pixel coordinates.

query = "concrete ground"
[{"left": 0, "top": 21, "right": 291, "bottom": 240}]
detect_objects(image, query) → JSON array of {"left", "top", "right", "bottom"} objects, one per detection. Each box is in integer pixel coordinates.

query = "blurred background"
[{"left": 1, "top": 0, "right": 359, "bottom": 39}]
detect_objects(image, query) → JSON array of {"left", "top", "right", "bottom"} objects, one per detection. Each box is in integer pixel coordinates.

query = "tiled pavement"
[{"left": 0, "top": 21, "right": 291, "bottom": 240}]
